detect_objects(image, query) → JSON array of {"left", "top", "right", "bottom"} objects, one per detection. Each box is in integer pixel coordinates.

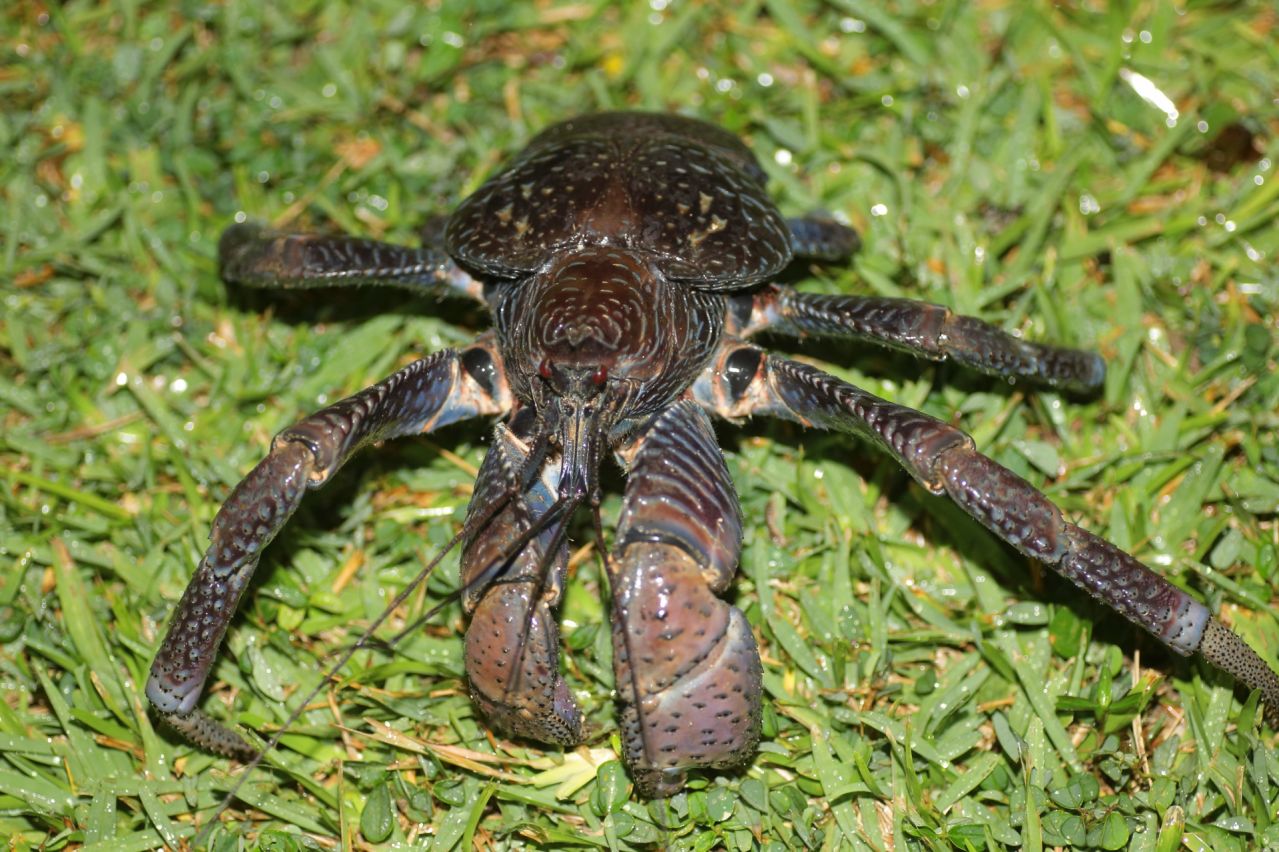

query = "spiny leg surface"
[
  {"left": 729, "top": 284, "right": 1104, "bottom": 393},
  {"left": 147, "top": 342, "right": 511, "bottom": 755},
  {"left": 219, "top": 221, "right": 483, "bottom": 300},
  {"left": 695, "top": 341, "right": 1279, "bottom": 726},
  {"left": 785, "top": 214, "right": 861, "bottom": 261}
]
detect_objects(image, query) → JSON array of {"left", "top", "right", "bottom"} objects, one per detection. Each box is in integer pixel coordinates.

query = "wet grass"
[{"left": 4, "top": 1, "right": 1279, "bottom": 849}]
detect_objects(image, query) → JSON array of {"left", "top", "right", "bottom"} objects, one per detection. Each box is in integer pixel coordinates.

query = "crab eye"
[
  {"left": 539, "top": 358, "right": 554, "bottom": 380},
  {"left": 724, "top": 346, "right": 763, "bottom": 400},
  {"left": 591, "top": 365, "right": 608, "bottom": 387},
  {"left": 461, "top": 346, "right": 498, "bottom": 397}
]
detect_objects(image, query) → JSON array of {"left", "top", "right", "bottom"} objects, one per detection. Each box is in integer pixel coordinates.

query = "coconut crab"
[{"left": 147, "top": 111, "right": 1279, "bottom": 799}]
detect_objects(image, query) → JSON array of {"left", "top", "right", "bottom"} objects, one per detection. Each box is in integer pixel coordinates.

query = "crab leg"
[
  {"left": 609, "top": 401, "right": 762, "bottom": 797},
  {"left": 146, "top": 341, "right": 511, "bottom": 757},
  {"left": 459, "top": 413, "right": 583, "bottom": 746},
  {"left": 786, "top": 215, "right": 861, "bottom": 261},
  {"left": 219, "top": 222, "right": 484, "bottom": 301},
  {"left": 698, "top": 345, "right": 1279, "bottom": 725},
  {"left": 732, "top": 285, "right": 1105, "bottom": 393}
]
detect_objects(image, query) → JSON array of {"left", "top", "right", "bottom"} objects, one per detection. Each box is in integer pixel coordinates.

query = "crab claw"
[{"left": 460, "top": 421, "right": 585, "bottom": 746}]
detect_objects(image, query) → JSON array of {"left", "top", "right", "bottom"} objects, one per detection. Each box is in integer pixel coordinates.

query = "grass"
[{"left": 4, "top": 0, "right": 1279, "bottom": 848}]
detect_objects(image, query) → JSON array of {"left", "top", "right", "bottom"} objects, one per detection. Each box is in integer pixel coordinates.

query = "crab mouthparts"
[{"left": 551, "top": 398, "right": 605, "bottom": 503}]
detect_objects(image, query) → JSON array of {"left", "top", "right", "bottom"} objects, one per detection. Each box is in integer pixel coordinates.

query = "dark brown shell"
[{"left": 445, "top": 112, "right": 792, "bottom": 291}]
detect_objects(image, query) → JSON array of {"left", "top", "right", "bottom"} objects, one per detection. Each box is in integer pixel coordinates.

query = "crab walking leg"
[
  {"left": 147, "top": 341, "right": 512, "bottom": 757},
  {"left": 699, "top": 347, "right": 1279, "bottom": 725},
  {"left": 459, "top": 416, "right": 582, "bottom": 745},
  {"left": 609, "top": 401, "right": 762, "bottom": 798},
  {"left": 732, "top": 285, "right": 1105, "bottom": 393},
  {"left": 219, "top": 222, "right": 484, "bottom": 301},
  {"left": 785, "top": 215, "right": 861, "bottom": 261}
]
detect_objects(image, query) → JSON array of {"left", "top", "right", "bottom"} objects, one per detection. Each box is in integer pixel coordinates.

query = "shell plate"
[{"left": 446, "top": 112, "right": 792, "bottom": 291}]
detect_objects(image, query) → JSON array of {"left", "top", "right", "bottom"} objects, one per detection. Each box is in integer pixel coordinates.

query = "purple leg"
[
  {"left": 147, "top": 340, "right": 512, "bottom": 756},
  {"left": 730, "top": 285, "right": 1104, "bottom": 393},
  {"left": 610, "top": 401, "right": 761, "bottom": 797},
  {"left": 219, "top": 222, "right": 484, "bottom": 301},
  {"left": 459, "top": 414, "right": 582, "bottom": 746},
  {"left": 696, "top": 344, "right": 1279, "bottom": 725}
]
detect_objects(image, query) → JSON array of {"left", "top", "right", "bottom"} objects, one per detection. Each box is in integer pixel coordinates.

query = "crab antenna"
[
  {"left": 500, "top": 495, "right": 582, "bottom": 707},
  {"left": 585, "top": 403, "right": 611, "bottom": 565},
  {"left": 196, "top": 475, "right": 530, "bottom": 843},
  {"left": 497, "top": 402, "right": 609, "bottom": 706},
  {"left": 380, "top": 420, "right": 562, "bottom": 651},
  {"left": 384, "top": 491, "right": 578, "bottom": 651}
]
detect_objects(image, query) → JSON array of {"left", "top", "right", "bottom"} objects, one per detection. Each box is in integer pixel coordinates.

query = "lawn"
[{"left": 4, "top": 1, "right": 1279, "bottom": 849}]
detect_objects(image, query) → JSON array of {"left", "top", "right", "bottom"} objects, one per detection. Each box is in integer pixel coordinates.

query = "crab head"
[{"left": 498, "top": 246, "right": 722, "bottom": 499}]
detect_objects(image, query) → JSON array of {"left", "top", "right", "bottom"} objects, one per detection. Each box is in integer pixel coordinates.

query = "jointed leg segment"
[
  {"left": 733, "top": 285, "right": 1105, "bottom": 393},
  {"left": 149, "top": 440, "right": 314, "bottom": 759},
  {"left": 147, "top": 343, "right": 511, "bottom": 755},
  {"left": 696, "top": 345, "right": 1279, "bottom": 725},
  {"left": 786, "top": 215, "right": 861, "bottom": 261},
  {"left": 219, "top": 222, "right": 484, "bottom": 301}
]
